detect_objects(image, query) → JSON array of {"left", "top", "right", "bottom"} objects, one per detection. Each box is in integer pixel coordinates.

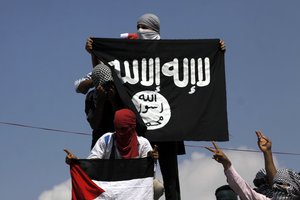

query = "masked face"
[
  {"left": 137, "top": 28, "right": 160, "bottom": 40},
  {"left": 113, "top": 109, "right": 139, "bottom": 159}
]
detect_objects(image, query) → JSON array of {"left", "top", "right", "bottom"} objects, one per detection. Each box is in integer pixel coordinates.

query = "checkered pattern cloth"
[
  {"left": 254, "top": 168, "right": 300, "bottom": 200},
  {"left": 91, "top": 63, "right": 113, "bottom": 87}
]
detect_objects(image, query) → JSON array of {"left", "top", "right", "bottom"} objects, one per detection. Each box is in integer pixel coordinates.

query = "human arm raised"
[
  {"left": 256, "top": 130, "right": 276, "bottom": 185},
  {"left": 219, "top": 39, "right": 226, "bottom": 51},
  {"left": 74, "top": 72, "right": 93, "bottom": 94},
  {"left": 76, "top": 79, "right": 93, "bottom": 94},
  {"left": 206, "top": 141, "right": 271, "bottom": 200},
  {"left": 206, "top": 141, "right": 231, "bottom": 170},
  {"left": 85, "top": 37, "right": 100, "bottom": 67}
]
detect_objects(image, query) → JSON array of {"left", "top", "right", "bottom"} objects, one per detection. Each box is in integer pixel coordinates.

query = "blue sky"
[{"left": 1, "top": 1, "right": 300, "bottom": 199}]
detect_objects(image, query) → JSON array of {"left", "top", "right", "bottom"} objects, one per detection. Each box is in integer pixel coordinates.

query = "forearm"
[
  {"left": 85, "top": 37, "right": 99, "bottom": 67},
  {"left": 91, "top": 54, "right": 100, "bottom": 67},
  {"left": 263, "top": 150, "right": 276, "bottom": 185},
  {"left": 225, "top": 166, "right": 271, "bottom": 200},
  {"left": 76, "top": 79, "right": 93, "bottom": 94},
  {"left": 222, "top": 161, "right": 232, "bottom": 171}
]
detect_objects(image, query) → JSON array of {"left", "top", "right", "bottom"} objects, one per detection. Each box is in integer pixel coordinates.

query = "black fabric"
[
  {"left": 152, "top": 141, "right": 181, "bottom": 200},
  {"left": 85, "top": 90, "right": 115, "bottom": 149},
  {"left": 109, "top": 135, "right": 116, "bottom": 160},
  {"left": 92, "top": 38, "right": 228, "bottom": 142},
  {"left": 175, "top": 141, "right": 186, "bottom": 155},
  {"left": 76, "top": 157, "right": 154, "bottom": 181}
]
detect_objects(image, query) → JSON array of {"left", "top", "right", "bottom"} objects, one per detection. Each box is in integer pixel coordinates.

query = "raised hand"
[
  {"left": 206, "top": 141, "right": 231, "bottom": 170},
  {"left": 219, "top": 39, "right": 226, "bottom": 51},
  {"left": 85, "top": 37, "right": 93, "bottom": 54},
  {"left": 256, "top": 130, "right": 272, "bottom": 153},
  {"left": 64, "top": 149, "right": 77, "bottom": 164},
  {"left": 255, "top": 131, "right": 276, "bottom": 185}
]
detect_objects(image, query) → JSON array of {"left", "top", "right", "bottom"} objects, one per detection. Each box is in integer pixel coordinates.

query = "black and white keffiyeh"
[
  {"left": 254, "top": 169, "right": 274, "bottom": 198},
  {"left": 91, "top": 63, "right": 113, "bottom": 88},
  {"left": 273, "top": 169, "right": 300, "bottom": 199},
  {"left": 254, "top": 168, "right": 300, "bottom": 200}
]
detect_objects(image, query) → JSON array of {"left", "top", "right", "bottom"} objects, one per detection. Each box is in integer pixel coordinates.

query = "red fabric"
[
  {"left": 128, "top": 33, "right": 139, "bottom": 39},
  {"left": 70, "top": 163, "right": 105, "bottom": 200},
  {"left": 114, "top": 109, "right": 139, "bottom": 159}
]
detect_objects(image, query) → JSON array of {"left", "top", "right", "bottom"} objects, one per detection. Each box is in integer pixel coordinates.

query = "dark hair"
[{"left": 215, "top": 185, "right": 238, "bottom": 200}]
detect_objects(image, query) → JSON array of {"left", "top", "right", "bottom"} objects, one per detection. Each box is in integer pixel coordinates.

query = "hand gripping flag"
[
  {"left": 70, "top": 158, "right": 154, "bottom": 200},
  {"left": 92, "top": 38, "right": 229, "bottom": 142}
]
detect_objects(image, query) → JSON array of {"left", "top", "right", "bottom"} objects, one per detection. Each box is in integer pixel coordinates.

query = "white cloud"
[
  {"left": 39, "top": 147, "right": 277, "bottom": 200},
  {"left": 38, "top": 179, "right": 71, "bottom": 200}
]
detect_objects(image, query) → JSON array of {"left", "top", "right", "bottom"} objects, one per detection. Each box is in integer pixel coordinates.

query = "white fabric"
[
  {"left": 120, "top": 33, "right": 129, "bottom": 38},
  {"left": 74, "top": 72, "right": 92, "bottom": 94},
  {"left": 137, "top": 28, "right": 161, "bottom": 40},
  {"left": 93, "top": 177, "right": 153, "bottom": 200},
  {"left": 87, "top": 132, "right": 153, "bottom": 159},
  {"left": 225, "top": 165, "right": 271, "bottom": 200}
]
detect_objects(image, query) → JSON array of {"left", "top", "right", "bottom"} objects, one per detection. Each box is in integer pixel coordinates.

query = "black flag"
[{"left": 92, "top": 38, "right": 228, "bottom": 141}]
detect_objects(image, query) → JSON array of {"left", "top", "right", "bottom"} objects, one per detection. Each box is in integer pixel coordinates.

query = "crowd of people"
[
  {"left": 64, "top": 12, "right": 300, "bottom": 200},
  {"left": 67, "top": 13, "right": 183, "bottom": 200}
]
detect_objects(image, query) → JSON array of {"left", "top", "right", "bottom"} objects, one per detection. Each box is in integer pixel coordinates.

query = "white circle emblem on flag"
[{"left": 132, "top": 91, "right": 171, "bottom": 130}]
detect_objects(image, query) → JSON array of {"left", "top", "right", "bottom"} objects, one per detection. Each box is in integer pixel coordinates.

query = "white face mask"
[{"left": 137, "top": 28, "right": 160, "bottom": 40}]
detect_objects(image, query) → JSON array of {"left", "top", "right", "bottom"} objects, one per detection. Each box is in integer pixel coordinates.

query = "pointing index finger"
[{"left": 64, "top": 149, "right": 71, "bottom": 155}]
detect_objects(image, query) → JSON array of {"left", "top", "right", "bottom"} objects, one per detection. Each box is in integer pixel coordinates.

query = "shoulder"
[
  {"left": 137, "top": 136, "right": 150, "bottom": 143},
  {"left": 101, "top": 132, "right": 114, "bottom": 139},
  {"left": 137, "top": 136, "right": 152, "bottom": 157},
  {"left": 96, "top": 132, "right": 114, "bottom": 145},
  {"left": 137, "top": 136, "right": 152, "bottom": 147}
]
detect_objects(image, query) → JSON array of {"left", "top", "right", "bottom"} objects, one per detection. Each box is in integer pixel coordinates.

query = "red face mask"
[{"left": 114, "top": 109, "right": 139, "bottom": 159}]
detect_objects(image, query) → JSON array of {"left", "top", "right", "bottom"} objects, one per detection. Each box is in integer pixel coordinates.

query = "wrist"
[
  {"left": 263, "top": 150, "right": 272, "bottom": 155},
  {"left": 223, "top": 161, "right": 232, "bottom": 170}
]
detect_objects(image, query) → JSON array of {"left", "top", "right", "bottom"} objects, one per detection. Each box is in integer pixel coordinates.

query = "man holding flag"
[{"left": 65, "top": 108, "right": 162, "bottom": 200}]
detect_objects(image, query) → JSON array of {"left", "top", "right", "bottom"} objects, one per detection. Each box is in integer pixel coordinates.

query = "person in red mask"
[
  {"left": 87, "top": 108, "right": 158, "bottom": 159},
  {"left": 65, "top": 109, "right": 158, "bottom": 160},
  {"left": 65, "top": 109, "right": 162, "bottom": 199}
]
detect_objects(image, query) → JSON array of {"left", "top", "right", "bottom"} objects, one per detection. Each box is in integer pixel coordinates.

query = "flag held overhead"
[{"left": 92, "top": 38, "right": 229, "bottom": 142}]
